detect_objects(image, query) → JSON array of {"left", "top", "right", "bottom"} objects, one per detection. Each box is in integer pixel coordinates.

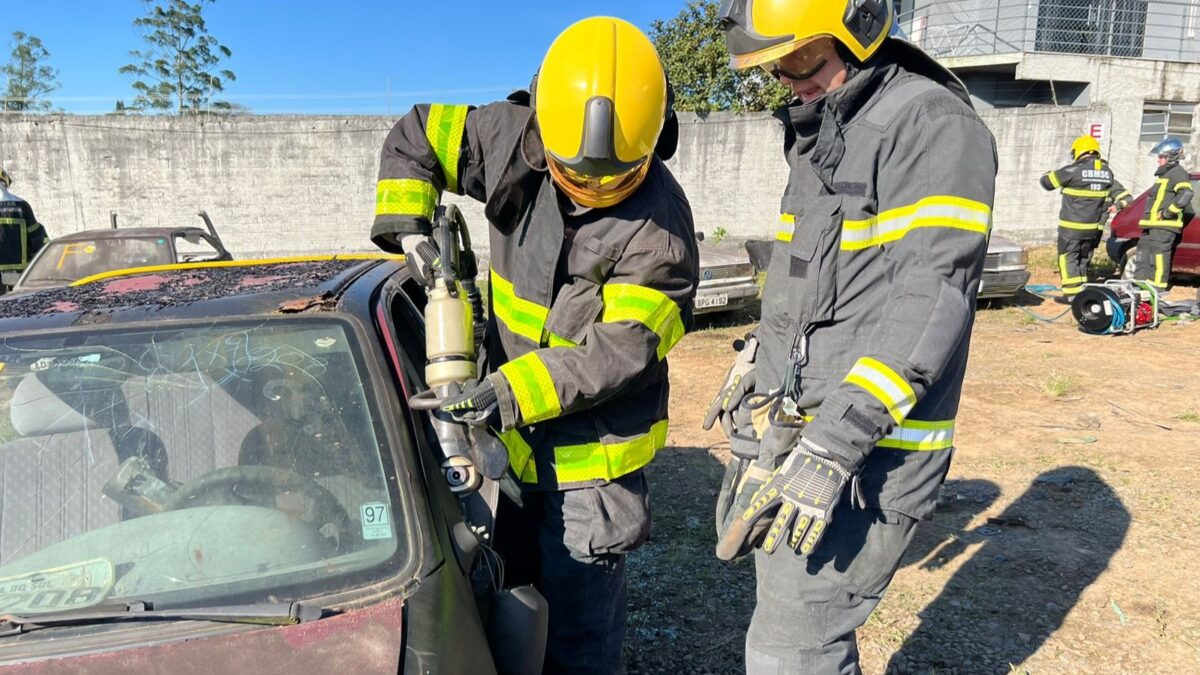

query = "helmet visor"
[
  {"left": 731, "top": 34, "right": 826, "bottom": 71},
  {"left": 756, "top": 37, "right": 836, "bottom": 82},
  {"left": 547, "top": 156, "right": 651, "bottom": 209}
]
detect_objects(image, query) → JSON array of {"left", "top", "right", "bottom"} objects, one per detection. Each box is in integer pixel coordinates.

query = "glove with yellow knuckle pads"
[{"left": 715, "top": 424, "right": 859, "bottom": 562}]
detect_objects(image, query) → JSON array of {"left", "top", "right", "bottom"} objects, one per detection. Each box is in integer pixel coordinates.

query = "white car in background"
[
  {"left": 978, "top": 234, "right": 1030, "bottom": 300},
  {"left": 696, "top": 240, "right": 760, "bottom": 315}
]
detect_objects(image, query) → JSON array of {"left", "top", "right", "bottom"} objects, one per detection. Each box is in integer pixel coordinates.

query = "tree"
[
  {"left": 649, "top": 0, "right": 792, "bottom": 113},
  {"left": 2, "top": 32, "right": 59, "bottom": 113},
  {"left": 119, "top": 0, "right": 236, "bottom": 114}
]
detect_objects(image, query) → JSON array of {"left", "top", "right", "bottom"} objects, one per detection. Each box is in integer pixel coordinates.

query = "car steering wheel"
[{"left": 162, "top": 465, "right": 356, "bottom": 551}]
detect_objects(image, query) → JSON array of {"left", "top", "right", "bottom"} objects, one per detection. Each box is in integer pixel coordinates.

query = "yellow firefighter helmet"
[
  {"left": 535, "top": 16, "right": 667, "bottom": 208},
  {"left": 1071, "top": 135, "right": 1102, "bottom": 160},
  {"left": 718, "top": 0, "right": 893, "bottom": 70}
]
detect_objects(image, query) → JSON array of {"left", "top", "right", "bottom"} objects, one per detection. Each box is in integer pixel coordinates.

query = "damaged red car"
[{"left": 0, "top": 256, "right": 544, "bottom": 673}]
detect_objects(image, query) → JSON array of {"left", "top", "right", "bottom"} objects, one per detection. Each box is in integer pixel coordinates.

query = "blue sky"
[{"left": 3, "top": 0, "right": 689, "bottom": 114}]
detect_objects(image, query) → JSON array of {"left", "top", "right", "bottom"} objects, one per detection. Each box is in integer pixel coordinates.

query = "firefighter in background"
[
  {"left": 706, "top": 1, "right": 996, "bottom": 671},
  {"left": 370, "top": 17, "right": 697, "bottom": 674},
  {"left": 0, "top": 166, "right": 48, "bottom": 291},
  {"left": 1039, "top": 136, "right": 1132, "bottom": 302},
  {"left": 1135, "top": 138, "right": 1194, "bottom": 293}
]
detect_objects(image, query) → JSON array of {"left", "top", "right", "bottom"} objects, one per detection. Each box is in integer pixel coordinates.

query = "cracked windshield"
[{"left": 0, "top": 320, "right": 399, "bottom": 616}]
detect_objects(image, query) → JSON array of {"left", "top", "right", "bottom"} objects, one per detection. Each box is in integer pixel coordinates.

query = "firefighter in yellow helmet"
[
  {"left": 0, "top": 166, "right": 48, "bottom": 292},
  {"left": 372, "top": 17, "right": 697, "bottom": 674},
  {"left": 1040, "top": 135, "right": 1132, "bottom": 301},
  {"left": 706, "top": 1, "right": 996, "bottom": 671}
]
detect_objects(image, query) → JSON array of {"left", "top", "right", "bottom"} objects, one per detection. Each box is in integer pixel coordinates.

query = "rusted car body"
[{"left": 0, "top": 257, "right": 522, "bottom": 673}]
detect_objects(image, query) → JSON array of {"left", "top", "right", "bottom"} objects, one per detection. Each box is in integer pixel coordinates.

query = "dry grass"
[{"left": 1040, "top": 372, "right": 1077, "bottom": 398}]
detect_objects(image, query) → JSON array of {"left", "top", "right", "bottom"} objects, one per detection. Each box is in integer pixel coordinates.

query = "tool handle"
[{"left": 409, "top": 389, "right": 447, "bottom": 410}]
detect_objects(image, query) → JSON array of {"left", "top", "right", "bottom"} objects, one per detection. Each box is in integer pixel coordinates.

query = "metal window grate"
[
  {"left": 1140, "top": 100, "right": 1196, "bottom": 143},
  {"left": 898, "top": 0, "right": 1200, "bottom": 63}
]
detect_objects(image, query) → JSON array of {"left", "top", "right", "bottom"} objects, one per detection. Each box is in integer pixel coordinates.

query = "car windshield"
[
  {"left": 23, "top": 238, "right": 176, "bottom": 284},
  {"left": 0, "top": 320, "right": 402, "bottom": 617}
]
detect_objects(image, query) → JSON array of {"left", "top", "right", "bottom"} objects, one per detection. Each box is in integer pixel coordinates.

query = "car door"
[{"left": 1178, "top": 178, "right": 1200, "bottom": 273}]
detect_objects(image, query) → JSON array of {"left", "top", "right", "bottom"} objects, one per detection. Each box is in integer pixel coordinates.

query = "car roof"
[
  {"left": 50, "top": 226, "right": 211, "bottom": 242},
  {"left": 0, "top": 255, "right": 405, "bottom": 333}
]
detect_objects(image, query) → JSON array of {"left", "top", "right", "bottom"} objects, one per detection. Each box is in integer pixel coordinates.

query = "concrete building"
[{"left": 897, "top": 0, "right": 1200, "bottom": 215}]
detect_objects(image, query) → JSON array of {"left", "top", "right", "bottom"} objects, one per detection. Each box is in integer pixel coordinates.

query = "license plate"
[{"left": 696, "top": 293, "right": 729, "bottom": 309}]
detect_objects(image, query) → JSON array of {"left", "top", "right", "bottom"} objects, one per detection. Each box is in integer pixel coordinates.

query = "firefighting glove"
[
  {"left": 715, "top": 422, "right": 799, "bottom": 559},
  {"left": 400, "top": 234, "right": 442, "bottom": 290},
  {"left": 440, "top": 377, "right": 500, "bottom": 428},
  {"left": 716, "top": 437, "right": 853, "bottom": 561},
  {"left": 703, "top": 335, "right": 759, "bottom": 436}
]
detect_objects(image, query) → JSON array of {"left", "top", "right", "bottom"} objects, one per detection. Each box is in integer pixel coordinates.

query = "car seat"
[{"left": 0, "top": 373, "right": 130, "bottom": 567}]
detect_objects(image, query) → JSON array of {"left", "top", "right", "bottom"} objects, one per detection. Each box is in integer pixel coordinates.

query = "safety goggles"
[
  {"left": 547, "top": 156, "right": 651, "bottom": 209},
  {"left": 758, "top": 36, "right": 835, "bottom": 82}
]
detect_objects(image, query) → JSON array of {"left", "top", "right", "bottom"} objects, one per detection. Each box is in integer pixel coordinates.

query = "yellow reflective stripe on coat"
[
  {"left": 1046, "top": 171, "right": 1062, "bottom": 189},
  {"left": 425, "top": 104, "right": 469, "bottom": 194},
  {"left": 1174, "top": 182, "right": 1193, "bottom": 192},
  {"left": 499, "top": 429, "right": 538, "bottom": 483},
  {"left": 843, "top": 357, "right": 916, "bottom": 424},
  {"left": 776, "top": 230, "right": 793, "bottom": 242},
  {"left": 801, "top": 415, "right": 954, "bottom": 451},
  {"left": 875, "top": 419, "right": 954, "bottom": 451},
  {"left": 1149, "top": 177, "right": 1170, "bottom": 217},
  {"left": 0, "top": 217, "right": 29, "bottom": 266},
  {"left": 1062, "top": 187, "right": 1109, "bottom": 198},
  {"left": 1059, "top": 219, "right": 1101, "bottom": 231},
  {"left": 552, "top": 419, "right": 669, "bottom": 484},
  {"left": 490, "top": 268, "right": 549, "bottom": 344},
  {"left": 375, "top": 179, "right": 437, "bottom": 219},
  {"left": 780, "top": 213, "right": 795, "bottom": 224},
  {"left": 498, "top": 352, "right": 562, "bottom": 425},
  {"left": 840, "top": 196, "right": 991, "bottom": 251},
  {"left": 601, "top": 284, "right": 685, "bottom": 360},
  {"left": 1168, "top": 203, "right": 1184, "bottom": 214}
]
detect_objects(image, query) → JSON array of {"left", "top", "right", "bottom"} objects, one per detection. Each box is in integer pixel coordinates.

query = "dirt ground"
[{"left": 624, "top": 250, "right": 1200, "bottom": 674}]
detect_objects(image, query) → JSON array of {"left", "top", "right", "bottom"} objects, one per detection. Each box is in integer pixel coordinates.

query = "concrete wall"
[
  {"left": 0, "top": 104, "right": 1149, "bottom": 256},
  {"left": 0, "top": 116, "right": 413, "bottom": 258}
]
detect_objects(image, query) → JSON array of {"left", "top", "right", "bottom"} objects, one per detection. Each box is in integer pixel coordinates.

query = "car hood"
[{"left": 1, "top": 597, "right": 405, "bottom": 674}]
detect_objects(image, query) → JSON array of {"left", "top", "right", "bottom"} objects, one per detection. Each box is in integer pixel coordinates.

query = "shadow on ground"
[
  {"left": 888, "top": 466, "right": 1130, "bottom": 673},
  {"left": 624, "top": 446, "right": 755, "bottom": 674}
]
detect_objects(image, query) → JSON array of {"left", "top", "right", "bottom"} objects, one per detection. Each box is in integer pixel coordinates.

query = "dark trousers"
[
  {"left": 1134, "top": 227, "right": 1182, "bottom": 291},
  {"left": 1056, "top": 230, "right": 1099, "bottom": 296},
  {"left": 745, "top": 505, "right": 919, "bottom": 674},
  {"left": 496, "top": 470, "right": 652, "bottom": 675}
]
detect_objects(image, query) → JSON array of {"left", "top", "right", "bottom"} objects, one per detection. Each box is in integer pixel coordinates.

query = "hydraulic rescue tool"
[
  {"left": 405, "top": 206, "right": 549, "bottom": 674},
  {"left": 406, "top": 205, "right": 502, "bottom": 493},
  {"left": 1071, "top": 280, "right": 1159, "bottom": 335}
]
